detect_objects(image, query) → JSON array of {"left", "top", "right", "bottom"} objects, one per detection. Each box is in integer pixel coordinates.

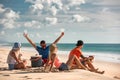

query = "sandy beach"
[{"left": 0, "top": 47, "right": 120, "bottom": 80}]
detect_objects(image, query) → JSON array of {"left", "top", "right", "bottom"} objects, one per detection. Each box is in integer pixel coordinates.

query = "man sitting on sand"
[
  {"left": 23, "top": 32, "right": 64, "bottom": 66},
  {"left": 69, "top": 40, "right": 105, "bottom": 74},
  {"left": 7, "top": 42, "right": 27, "bottom": 70}
]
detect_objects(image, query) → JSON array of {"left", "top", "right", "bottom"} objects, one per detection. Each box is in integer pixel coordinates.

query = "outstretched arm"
[
  {"left": 53, "top": 32, "right": 64, "bottom": 44},
  {"left": 23, "top": 33, "right": 36, "bottom": 49}
]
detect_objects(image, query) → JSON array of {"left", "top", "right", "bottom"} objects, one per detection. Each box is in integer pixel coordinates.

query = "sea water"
[{"left": 1, "top": 43, "right": 120, "bottom": 63}]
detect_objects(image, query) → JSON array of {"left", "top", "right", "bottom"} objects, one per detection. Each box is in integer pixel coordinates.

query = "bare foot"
[{"left": 97, "top": 71, "right": 105, "bottom": 74}]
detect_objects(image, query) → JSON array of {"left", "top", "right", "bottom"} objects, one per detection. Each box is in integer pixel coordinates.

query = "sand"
[{"left": 0, "top": 47, "right": 120, "bottom": 80}]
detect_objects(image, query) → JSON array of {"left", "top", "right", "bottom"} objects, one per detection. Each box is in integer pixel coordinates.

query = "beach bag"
[{"left": 31, "top": 56, "right": 43, "bottom": 67}]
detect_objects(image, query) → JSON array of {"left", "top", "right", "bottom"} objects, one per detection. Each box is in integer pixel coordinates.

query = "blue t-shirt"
[{"left": 36, "top": 46, "right": 49, "bottom": 59}]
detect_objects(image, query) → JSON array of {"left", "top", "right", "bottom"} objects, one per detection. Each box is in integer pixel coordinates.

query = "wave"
[
  {"left": 57, "top": 50, "right": 120, "bottom": 63},
  {"left": 1, "top": 43, "right": 120, "bottom": 63}
]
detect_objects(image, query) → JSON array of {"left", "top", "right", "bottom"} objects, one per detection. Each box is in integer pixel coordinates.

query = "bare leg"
[
  {"left": 66, "top": 55, "right": 86, "bottom": 69},
  {"left": 85, "top": 60, "right": 105, "bottom": 74},
  {"left": 23, "top": 60, "right": 27, "bottom": 65},
  {"left": 85, "top": 60, "right": 97, "bottom": 71},
  {"left": 14, "top": 63, "right": 26, "bottom": 69}
]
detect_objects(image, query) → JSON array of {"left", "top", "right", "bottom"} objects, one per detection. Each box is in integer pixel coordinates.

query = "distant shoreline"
[{"left": 1, "top": 45, "right": 120, "bottom": 64}]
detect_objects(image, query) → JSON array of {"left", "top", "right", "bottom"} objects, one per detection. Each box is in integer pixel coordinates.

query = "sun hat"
[{"left": 12, "top": 42, "right": 21, "bottom": 49}]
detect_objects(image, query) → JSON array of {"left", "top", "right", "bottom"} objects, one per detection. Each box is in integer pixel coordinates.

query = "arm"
[
  {"left": 79, "top": 50, "right": 86, "bottom": 59},
  {"left": 53, "top": 32, "right": 64, "bottom": 44},
  {"left": 44, "top": 54, "right": 56, "bottom": 72},
  {"left": 30, "top": 57, "right": 41, "bottom": 62},
  {"left": 23, "top": 33, "right": 36, "bottom": 49},
  {"left": 49, "top": 54, "right": 56, "bottom": 71},
  {"left": 81, "top": 54, "right": 86, "bottom": 59},
  {"left": 11, "top": 52, "right": 20, "bottom": 63}
]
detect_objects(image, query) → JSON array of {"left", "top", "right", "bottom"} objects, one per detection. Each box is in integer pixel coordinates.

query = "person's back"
[
  {"left": 7, "top": 50, "right": 17, "bottom": 65},
  {"left": 69, "top": 47, "right": 82, "bottom": 59}
]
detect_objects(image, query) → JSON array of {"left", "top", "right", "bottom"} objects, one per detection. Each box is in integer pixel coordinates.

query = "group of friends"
[{"left": 7, "top": 32, "right": 104, "bottom": 74}]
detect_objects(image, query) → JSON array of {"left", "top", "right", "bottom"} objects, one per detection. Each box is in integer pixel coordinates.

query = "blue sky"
[{"left": 0, "top": 0, "right": 120, "bottom": 43}]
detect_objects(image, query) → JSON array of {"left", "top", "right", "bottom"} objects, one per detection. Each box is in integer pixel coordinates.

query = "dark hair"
[
  {"left": 76, "top": 40, "right": 84, "bottom": 46},
  {"left": 40, "top": 40, "right": 46, "bottom": 44}
]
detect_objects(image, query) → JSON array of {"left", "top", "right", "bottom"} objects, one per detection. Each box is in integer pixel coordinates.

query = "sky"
[{"left": 0, "top": 0, "right": 120, "bottom": 43}]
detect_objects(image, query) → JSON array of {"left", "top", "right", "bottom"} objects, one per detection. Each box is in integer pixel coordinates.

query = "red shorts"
[{"left": 42, "top": 59, "right": 48, "bottom": 64}]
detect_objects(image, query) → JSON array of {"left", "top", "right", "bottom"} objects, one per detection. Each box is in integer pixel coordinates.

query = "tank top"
[{"left": 7, "top": 50, "right": 17, "bottom": 64}]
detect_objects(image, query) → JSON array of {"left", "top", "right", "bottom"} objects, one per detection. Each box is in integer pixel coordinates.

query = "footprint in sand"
[
  {"left": 3, "top": 74, "right": 10, "bottom": 76},
  {"left": 22, "top": 76, "right": 28, "bottom": 78},
  {"left": 21, "top": 76, "right": 32, "bottom": 79},
  {"left": 26, "top": 78, "right": 32, "bottom": 79},
  {"left": 114, "top": 76, "right": 120, "bottom": 79},
  {"left": 36, "top": 78, "right": 42, "bottom": 79}
]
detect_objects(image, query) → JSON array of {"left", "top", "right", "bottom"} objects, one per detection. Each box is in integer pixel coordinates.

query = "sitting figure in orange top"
[{"left": 69, "top": 40, "right": 105, "bottom": 74}]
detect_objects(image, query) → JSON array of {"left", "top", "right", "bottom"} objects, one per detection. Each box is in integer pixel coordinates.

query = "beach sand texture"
[{"left": 0, "top": 47, "right": 120, "bottom": 80}]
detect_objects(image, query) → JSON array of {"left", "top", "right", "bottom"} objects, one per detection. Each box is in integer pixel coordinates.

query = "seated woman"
[
  {"left": 44, "top": 44, "right": 86, "bottom": 72},
  {"left": 7, "top": 42, "right": 27, "bottom": 70}
]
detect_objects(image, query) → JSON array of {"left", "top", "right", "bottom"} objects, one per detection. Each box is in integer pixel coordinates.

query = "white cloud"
[
  {"left": 24, "top": 21, "right": 33, "bottom": 27},
  {"left": 49, "top": 6, "right": 57, "bottom": 16},
  {"left": 24, "top": 20, "right": 41, "bottom": 28},
  {"left": 72, "top": 14, "right": 87, "bottom": 22},
  {"left": 0, "top": 4, "right": 5, "bottom": 12},
  {"left": 4, "top": 9, "right": 19, "bottom": 19},
  {"left": 26, "top": 0, "right": 63, "bottom": 16},
  {"left": 24, "top": 0, "right": 87, "bottom": 25},
  {"left": 45, "top": 17, "right": 57, "bottom": 25},
  {"left": 60, "top": 28, "right": 65, "bottom": 32},
  {"left": 0, "top": 4, "right": 19, "bottom": 29},
  {"left": 29, "top": 3, "right": 43, "bottom": 14},
  {"left": 26, "top": 0, "right": 85, "bottom": 16},
  {"left": 66, "top": 0, "right": 85, "bottom": 7},
  {"left": 62, "top": 0, "right": 85, "bottom": 10}
]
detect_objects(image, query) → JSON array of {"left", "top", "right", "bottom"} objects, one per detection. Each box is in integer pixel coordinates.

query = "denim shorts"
[
  {"left": 8, "top": 64, "right": 15, "bottom": 70},
  {"left": 58, "top": 63, "right": 69, "bottom": 71}
]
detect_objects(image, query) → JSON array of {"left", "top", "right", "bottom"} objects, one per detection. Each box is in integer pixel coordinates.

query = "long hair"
[{"left": 49, "top": 44, "right": 57, "bottom": 60}]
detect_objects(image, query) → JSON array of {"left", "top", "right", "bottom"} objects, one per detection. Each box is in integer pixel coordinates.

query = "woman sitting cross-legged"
[
  {"left": 44, "top": 44, "right": 86, "bottom": 72},
  {"left": 7, "top": 42, "right": 28, "bottom": 70}
]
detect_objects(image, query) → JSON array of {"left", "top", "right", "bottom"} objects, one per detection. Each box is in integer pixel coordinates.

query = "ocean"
[{"left": 0, "top": 43, "right": 120, "bottom": 63}]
